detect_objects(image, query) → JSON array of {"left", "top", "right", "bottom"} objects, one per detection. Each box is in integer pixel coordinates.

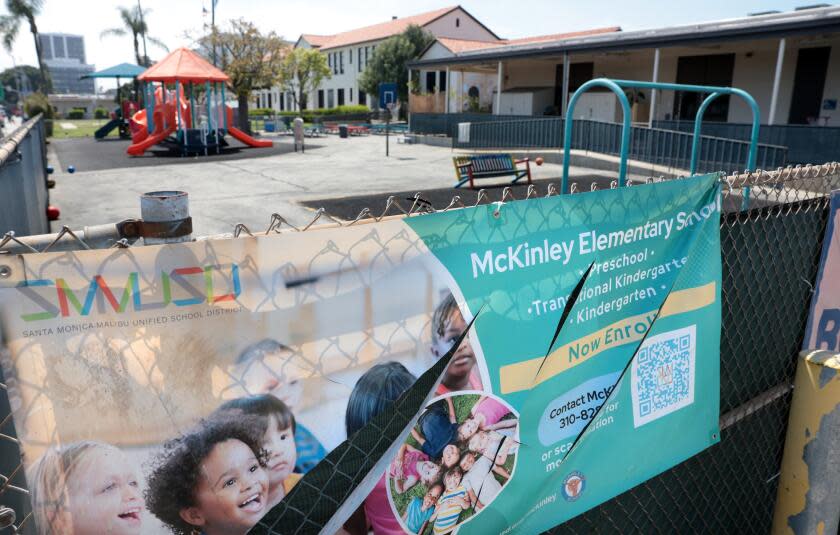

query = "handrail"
[
  {"left": 0, "top": 114, "right": 43, "bottom": 168},
  {"left": 562, "top": 78, "right": 761, "bottom": 193}
]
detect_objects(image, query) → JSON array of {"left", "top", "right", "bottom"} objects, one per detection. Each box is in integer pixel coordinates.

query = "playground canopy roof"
[
  {"left": 81, "top": 63, "right": 146, "bottom": 79},
  {"left": 138, "top": 47, "right": 230, "bottom": 83}
]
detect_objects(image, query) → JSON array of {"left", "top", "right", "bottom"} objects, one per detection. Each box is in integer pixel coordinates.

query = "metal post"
[
  {"left": 772, "top": 350, "right": 840, "bottom": 535},
  {"left": 206, "top": 80, "right": 213, "bottom": 151},
  {"left": 769, "top": 38, "right": 786, "bottom": 126},
  {"left": 445, "top": 67, "right": 450, "bottom": 114},
  {"left": 561, "top": 52, "right": 570, "bottom": 116},
  {"left": 495, "top": 61, "right": 503, "bottom": 115},
  {"left": 648, "top": 48, "right": 660, "bottom": 128},
  {"left": 221, "top": 84, "right": 227, "bottom": 131},
  {"left": 161, "top": 82, "right": 167, "bottom": 130},
  {"left": 140, "top": 191, "right": 192, "bottom": 245}
]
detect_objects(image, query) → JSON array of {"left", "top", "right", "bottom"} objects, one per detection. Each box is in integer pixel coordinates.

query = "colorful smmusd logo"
[
  {"left": 16, "top": 264, "right": 241, "bottom": 322},
  {"left": 562, "top": 471, "right": 586, "bottom": 502}
]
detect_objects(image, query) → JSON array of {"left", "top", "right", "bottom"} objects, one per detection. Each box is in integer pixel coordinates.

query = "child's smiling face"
[
  {"left": 433, "top": 309, "right": 477, "bottom": 380},
  {"left": 459, "top": 452, "right": 476, "bottom": 472},
  {"left": 417, "top": 460, "right": 441, "bottom": 484},
  {"left": 263, "top": 415, "right": 297, "bottom": 503},
  {"left": 458, "top": 418, "right": 480, "bottom": 441},
  {"left": 422, "top": 485, "right": 443, "bottom": 510},
  {"left": 443, "top": 470, "right": 462, "bottom": 491},
  {"left": 64, "top": 446, "right": 144, "bottom": 535},
  {"left": 442, "top": 444, "right": 460, "bottom": 468},
  {"left": 184, "top": 439, "right": 269, "bottom": 534}
]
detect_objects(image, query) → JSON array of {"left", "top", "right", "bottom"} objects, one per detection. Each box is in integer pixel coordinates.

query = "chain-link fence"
[{"left": 1, "top": 163, "right": 839, "bottom": 533}]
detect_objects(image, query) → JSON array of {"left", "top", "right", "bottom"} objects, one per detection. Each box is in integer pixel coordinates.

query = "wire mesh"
[{"left": 0, "top": 163, "right": 838, "bottom": 534}]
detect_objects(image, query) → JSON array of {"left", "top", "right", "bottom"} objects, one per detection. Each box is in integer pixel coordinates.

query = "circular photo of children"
[{"left": 387, "top": 392, "right": 519, "bottom": 534}]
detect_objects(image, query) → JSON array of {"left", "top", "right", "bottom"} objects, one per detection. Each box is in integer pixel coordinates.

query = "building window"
[
  {"left": 337, "top": 88, "right": 345, "bottom": 106},
  {"left": 426, "top": 71, "right": 436, "bottom": 92},
  {"left": 349, "top": 49, "right": 352, "bottom": 64},
  {"left": 456, "top": 17, "right": 460, "bottom": 27},
  {"left": 350, "top": 88, "right": 353, "bottom": 102},
  {"left": 359, "top": 90, "right": 367, "bottom": 106},
  {"left": 267, "top": 93, "right": 272, "bottom": 109},
  {"left": 340, "top": 51, "right": 344, "bottom": 74},
  {"left": 439, "top": 70, "right": 447, "bottom": 91},
  {"left": 358, "top": 48, "right": 362, "bottom": 72},
  {"left": 327, "top": 89, "right": 335, "bottom": 108},
  {"left": 318, "top": 89, "right": 325, "bottom": 108}
]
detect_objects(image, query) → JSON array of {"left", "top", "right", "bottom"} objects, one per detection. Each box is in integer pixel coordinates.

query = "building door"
[
  {"left": 338, "top": 88, "right": 345, "bottom": 106},
  {"left": 426, "top": 71, "right": 437, "bottom": 92},
  {"left": 787, "top": 47, "right": 831, "bottom": 124},
  {"left": 555, "top": 62, "right": 594, "bottom": 112},
  {"left": 673, "top": 53, "right": 735, "bottom": 122},
  {"left": 318, "top": 90, "right": 325, "bottom": 108}
]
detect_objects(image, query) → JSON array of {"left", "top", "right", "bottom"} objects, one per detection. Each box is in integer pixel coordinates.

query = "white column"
[
  {"left": 648, "top": 48, "right": 661, "bottom": 128},
  {"left": 495, "top": 61, "right": 504, "bottom": 115},
  {"left": 561, "top": 52, "right": 570, "bottom": 116},
  {"left": 445, "top": 67, "right": 450, "bottom": 114},
  {"left": 769, "top": 38, "right": 786, "bottom": 125}
]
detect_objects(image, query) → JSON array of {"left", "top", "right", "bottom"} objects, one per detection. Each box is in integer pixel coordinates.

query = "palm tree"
[
  {"left": 100, "top": 4, "right": 168, "bottom": 67},
  {"left": 0, "top": 0, "right": 51, "bottom": 93}
]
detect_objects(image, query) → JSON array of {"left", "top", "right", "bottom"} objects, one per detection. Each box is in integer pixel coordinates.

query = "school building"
[
  {"left": 252, "top": 5, "right": 502, "bottom": 112},
  {"left": 406, "top": 4, "right": 840, "bottom": 164}
]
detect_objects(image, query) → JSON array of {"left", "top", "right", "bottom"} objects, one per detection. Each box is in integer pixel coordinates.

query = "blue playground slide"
[{"left": 94, "top": 118, "right": 122, "bottom": 139}]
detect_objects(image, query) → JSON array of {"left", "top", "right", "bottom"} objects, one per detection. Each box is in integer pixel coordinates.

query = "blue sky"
[{"left": 0, "top": 0, "right": 825, "bottom": 82}]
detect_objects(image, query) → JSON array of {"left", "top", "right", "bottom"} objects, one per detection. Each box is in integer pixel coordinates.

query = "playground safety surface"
[{"left": 51, "top": 136, "right": 316, "bottom": 172}]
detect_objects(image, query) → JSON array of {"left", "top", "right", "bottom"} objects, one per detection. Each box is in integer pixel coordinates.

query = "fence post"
[
  {"left": 140, "top": 191, "right": 193, "bottom": 245},
  {"left": 772, "top": 350, "right": 840, "bottom": 535}
]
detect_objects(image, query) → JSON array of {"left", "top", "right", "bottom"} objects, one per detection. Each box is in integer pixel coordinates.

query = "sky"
[{"left": 0, "top": 0, "right": 826, "bottom": 91}]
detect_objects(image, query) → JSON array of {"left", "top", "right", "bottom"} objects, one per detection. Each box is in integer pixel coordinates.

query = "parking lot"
[{"left": 47, "top": 133, "right": 639, "bottom": 237}]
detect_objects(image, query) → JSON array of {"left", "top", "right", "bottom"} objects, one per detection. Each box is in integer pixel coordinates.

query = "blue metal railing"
[
  {"left": 450, "top": 118, "right": 787, "bottom": 176},
  {"left": 562, "top": 79, "right": 762, "bottom": 192}
]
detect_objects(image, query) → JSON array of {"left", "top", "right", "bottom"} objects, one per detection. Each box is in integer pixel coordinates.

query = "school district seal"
[{"left": 562, "top": 471, "right": 586, "bottom": 502}]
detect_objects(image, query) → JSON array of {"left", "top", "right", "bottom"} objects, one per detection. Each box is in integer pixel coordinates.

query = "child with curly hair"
[
  {"left": 214, "top": 394, "right": 301, "bottom": 508},
  {"left": 28, "top": 441, "right": 145, "bottom": 535},
  {"left": 145, "top": 414, "right": 270, "bottom": 535},
  {"left": 430, "top": 293, "right": 483, "bottom": 394},
  {"left": 429, "top": 467, "right": 469, "bottom": 535}
]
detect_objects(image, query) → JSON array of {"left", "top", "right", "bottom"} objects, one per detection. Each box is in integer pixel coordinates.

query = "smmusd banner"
[{"left": 0, "top": 174, "right": 721, "bottom": 535}]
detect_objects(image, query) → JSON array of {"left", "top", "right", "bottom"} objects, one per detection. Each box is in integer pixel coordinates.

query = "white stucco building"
[{"left": 253, "top": 5, "right": 501, "bottom": 111}]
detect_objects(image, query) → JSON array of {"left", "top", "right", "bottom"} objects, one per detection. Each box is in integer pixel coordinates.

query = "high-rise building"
[{"left": 39, "top": 33, "right": 95, "bottom": 94}]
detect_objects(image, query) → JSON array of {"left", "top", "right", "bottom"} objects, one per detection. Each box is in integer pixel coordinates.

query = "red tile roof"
[
  {"left": 434, "top": 27, "right": 621, "bottom": 55},
  {"left": 319, "top": 6, "right": 460, "bottom": 50},
  {"left": 298, "top": 34, "right": 334, "bottom": 48}
]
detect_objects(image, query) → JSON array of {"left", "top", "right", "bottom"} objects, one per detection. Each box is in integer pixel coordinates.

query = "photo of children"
[
  {"left": 28, "top": 441, "right": 145, "bottom": 535},
  {"left": 387, "top": 393, "right": 519, "bottom": 535},
  {"left": 431, "top": 293, "right": 485, "bottom": 395}
]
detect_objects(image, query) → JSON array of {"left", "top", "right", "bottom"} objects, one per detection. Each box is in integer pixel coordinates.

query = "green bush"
[
  {"left": 250, "top": 104, "right": 371, "bottom": 119},
  {"left": 94, "top": 107, "right": 109, "bottom": 119},
  {"left": 248, "top": 107, "right": 275, "bottom": 116},
  {"left": 67, "top": 109, "right": 85, "bottom": 120},
  {"left": 23, "top": 92, "right": 54, "bottom": 119}
]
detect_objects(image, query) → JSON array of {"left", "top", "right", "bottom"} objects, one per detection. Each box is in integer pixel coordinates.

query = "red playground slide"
[
  {"left": 127, "top": 121, "right": 176, "bottom": 156},
  {"left": 226, "top": 106, "right": 273, "bottom": 148}
]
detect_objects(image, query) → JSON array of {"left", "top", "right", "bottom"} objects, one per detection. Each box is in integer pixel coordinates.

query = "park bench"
[{"left": 452, "top": 154, "right": 532, "bottom": 189}]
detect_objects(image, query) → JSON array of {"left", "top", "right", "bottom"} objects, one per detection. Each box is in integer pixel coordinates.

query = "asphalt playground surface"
[{"left": 51, "top": 134, "right": 316, "bottom": 172}]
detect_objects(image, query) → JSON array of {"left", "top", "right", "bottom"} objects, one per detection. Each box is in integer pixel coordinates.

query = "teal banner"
[{"left": 405, "top": 174, "right": 721, "bottom": 533}]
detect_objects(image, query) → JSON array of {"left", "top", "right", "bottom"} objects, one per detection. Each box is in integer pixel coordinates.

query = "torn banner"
[{"left": 0, "top": 174, "right": 720, "bottom": 535}]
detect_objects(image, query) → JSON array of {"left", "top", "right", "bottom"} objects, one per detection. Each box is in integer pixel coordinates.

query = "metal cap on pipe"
[{"left": 140, "top": 191, "right": 192, "bottom": 245}]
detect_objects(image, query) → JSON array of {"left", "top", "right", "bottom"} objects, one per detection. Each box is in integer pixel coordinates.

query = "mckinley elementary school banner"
[{"left": 0, "top": 174, "right": 721, "bottom": 535}]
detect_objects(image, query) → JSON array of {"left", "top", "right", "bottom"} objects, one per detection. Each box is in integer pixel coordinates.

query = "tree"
[
  {"left": 277, "top": 47, "right": 330, "bottom": 111},
  {"left": 0, "top": 0, "right": 51, "bottom": 93},
  {"left": 0, "top": 64, "right": 48, "bottom": 103},
  {"left": 100, "top": 4, "right": 168, "bottom": 67},
  {"left": 358, "top": 24, "right": 434, "bottom": 107},
  {"left": 198, "top": 19, "right": 287, "bottom": 133}
]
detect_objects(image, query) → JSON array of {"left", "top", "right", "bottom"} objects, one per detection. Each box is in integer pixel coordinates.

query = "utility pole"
[
  {"left": 211, "top": 0, "right": 217, "bottom": 67},
  {"left": 137, "top": 0, "right": 148, "bottom": 66}
]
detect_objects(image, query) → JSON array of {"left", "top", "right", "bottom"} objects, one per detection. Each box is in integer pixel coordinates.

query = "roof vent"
[
  {"left": 748, "top": 10, "right": 780, "bottom": 16},
  {"left": 795, "top": 3, "right": 830, "bottom": 10}
]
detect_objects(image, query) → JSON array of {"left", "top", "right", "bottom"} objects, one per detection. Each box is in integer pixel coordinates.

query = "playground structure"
[
  {"left": 81, "top": 63, "right": 146, "bottom": 140},
  {"left": 127, "top": 48, "right": 272, "bottom": 156}
]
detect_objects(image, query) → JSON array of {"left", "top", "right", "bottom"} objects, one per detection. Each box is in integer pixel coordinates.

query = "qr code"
[{"left": 631, "top": 325, "right": 696, "bottom": 428}]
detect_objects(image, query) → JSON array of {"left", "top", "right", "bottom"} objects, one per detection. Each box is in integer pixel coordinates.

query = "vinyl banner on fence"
[
  {"left": 0, "top": 174, "right": 721, "bottom": 535},
  {"left": 804, "top": 190, "right": 840, "bottom": 352}
]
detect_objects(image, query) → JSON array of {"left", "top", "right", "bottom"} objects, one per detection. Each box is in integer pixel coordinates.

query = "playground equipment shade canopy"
[
  {"left": 138, "top": 47, "right": 230, "bottom": 83},
  {"left": 81, "top": 63, "right": 146, "bottom": 79}
]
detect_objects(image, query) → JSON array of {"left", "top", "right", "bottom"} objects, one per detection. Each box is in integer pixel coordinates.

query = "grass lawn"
[{"left": 53, "top": 119, "right": 118, "bottom": 139}]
